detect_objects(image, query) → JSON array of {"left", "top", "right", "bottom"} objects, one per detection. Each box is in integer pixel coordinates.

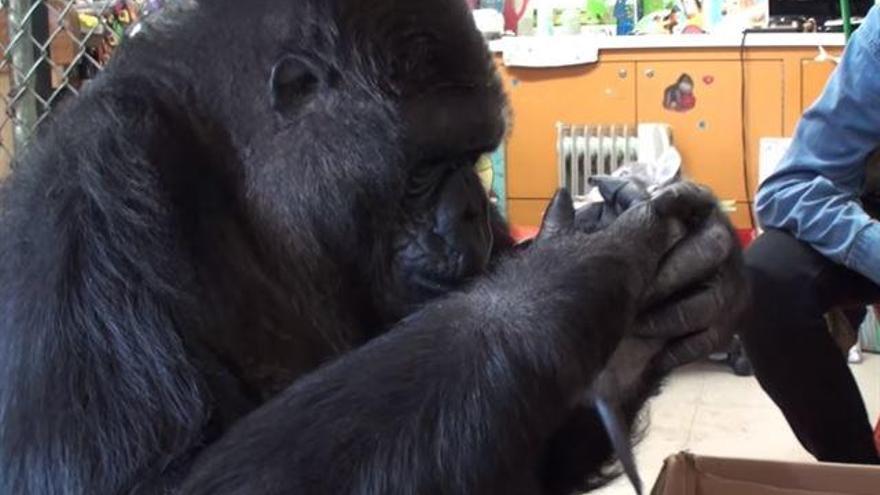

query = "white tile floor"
[{"left": 592, "top": 353, "right": 880, "bottom": 495}]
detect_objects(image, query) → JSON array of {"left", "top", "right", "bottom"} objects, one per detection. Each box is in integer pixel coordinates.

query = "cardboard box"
[{"left": 651, "top": 452, "right": 880, "bottom": 495}]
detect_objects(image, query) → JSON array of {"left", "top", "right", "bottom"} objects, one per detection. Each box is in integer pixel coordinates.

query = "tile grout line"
[{"left": 682, "top": 372, "right": 707, "bottom": 447}]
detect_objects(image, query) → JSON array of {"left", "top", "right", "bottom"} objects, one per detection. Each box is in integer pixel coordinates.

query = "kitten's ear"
[{"left": 537, "top": 189, "right": 575, "bottom": 242}]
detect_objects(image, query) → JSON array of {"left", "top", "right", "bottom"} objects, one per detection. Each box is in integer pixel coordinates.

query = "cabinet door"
[
  {"left": 501, "top": 62, "right": 637, "bottom": 200},
  {"left": 637, "top": 61, "right": 746, "bottom": 203},
  {"left": 745, "top": 60, "right": 784, "bottom": 205},
  {"left": 801, "top": 59, "right": 837, "bottom": 113},
  {"left": 507, "top": 199, "right": 548, "bottom": 227}
]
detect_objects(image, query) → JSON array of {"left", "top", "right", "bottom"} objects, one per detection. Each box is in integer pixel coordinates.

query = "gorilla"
[{"left": 0, "top": 0, "right": 745, "bottom": 493}]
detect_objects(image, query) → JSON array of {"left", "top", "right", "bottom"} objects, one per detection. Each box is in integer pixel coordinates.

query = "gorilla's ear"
[{"left": 270, "top": 55, "right": 321, "bottom": 115}]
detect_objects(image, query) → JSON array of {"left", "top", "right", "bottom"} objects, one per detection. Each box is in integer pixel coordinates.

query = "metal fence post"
[{"left": 7, "top": 0, "right": 39, "bottom": 155}]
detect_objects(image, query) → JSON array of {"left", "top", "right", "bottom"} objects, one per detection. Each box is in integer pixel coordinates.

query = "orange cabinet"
[
  {"left": 634, "top": 60, "right": 784, "bottom": 204},
  {"left": 507, "top": 198, "right": 549, "bottom": 227},
  {"left": 636, "top": 60, "right": 749, "bottom": 203},
  {"left": 801, "top": 60, "right": 837, "bottom": 113},
  {"left": 502, "top": 62, "right": 636, "bottom": 199},
  {"left": 501, "top": 44, "right": 840, "bottom": 229},
  {"left": 744, "top": 60, "right": 785, "bottom": 200}
]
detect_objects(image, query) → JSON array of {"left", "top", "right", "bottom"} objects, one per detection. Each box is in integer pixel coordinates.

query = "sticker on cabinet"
[{"left": 662, "top": 74, "right": 696, "bottom": 112}]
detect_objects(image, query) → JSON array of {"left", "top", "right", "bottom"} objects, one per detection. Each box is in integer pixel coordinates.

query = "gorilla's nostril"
[
  {"left": 461, "top": 209, "right": 478, "bottom": 222},
  {"left": 456, "top": 252, "right": 467, "bottom": 270}
]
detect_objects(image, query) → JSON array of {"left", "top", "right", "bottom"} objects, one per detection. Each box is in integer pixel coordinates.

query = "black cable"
[{"left": 740, "top": 30, "right": 756, "bottom": 227}]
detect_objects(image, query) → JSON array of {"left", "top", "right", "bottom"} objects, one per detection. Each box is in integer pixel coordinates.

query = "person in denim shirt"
[{"left": 742, "top": 6, "right": 880, "bottom": 464}]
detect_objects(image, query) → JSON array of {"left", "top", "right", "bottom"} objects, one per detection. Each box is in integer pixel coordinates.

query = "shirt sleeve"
[{"left": 755, "top": 6, "right": 880, "bottom": 285}]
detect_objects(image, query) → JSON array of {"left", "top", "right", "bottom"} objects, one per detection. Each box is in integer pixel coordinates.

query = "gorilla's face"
[
  {"left": 246, "top": 0, "right": 507, "bottom": 318},
  {"left": 377, "top": 0, "right": 508, "bottom": 310},
  {"left": 392, "top": 155, "right": 496, "bottom": 304}
]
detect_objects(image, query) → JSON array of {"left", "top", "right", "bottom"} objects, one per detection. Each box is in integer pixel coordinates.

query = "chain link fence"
[{"left": 0, "top": 0, "right": 168, "bottom": 176}]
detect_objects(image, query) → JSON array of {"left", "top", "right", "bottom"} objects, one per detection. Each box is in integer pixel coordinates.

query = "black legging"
[{"left": 741, "top": 229, "right": 880, "bottom": 464}]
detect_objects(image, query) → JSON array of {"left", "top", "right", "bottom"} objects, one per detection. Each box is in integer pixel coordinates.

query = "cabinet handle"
[
  {"left": 618, "top": 68, "right": 628, "bottom": 79},
  {"left": 645, "top": 68, "right": 655, "bottom": 78}
]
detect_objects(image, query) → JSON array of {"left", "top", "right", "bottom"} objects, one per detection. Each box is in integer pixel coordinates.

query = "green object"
[
  {"left": 490, "top": 147, "right": 507, "bottom": 218},
  {"left": 840, "top": 0, "right": 853, "bottom": 41},
  {"left": 585, "top": 0, "right": 608, "bottom": 24},
  {"left": 640, "top": 0, "right": 666, "bottom": 16}
]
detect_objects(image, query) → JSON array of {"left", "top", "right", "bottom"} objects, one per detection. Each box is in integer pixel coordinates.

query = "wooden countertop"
[{"left": 489, "top": 32, "right": 846, "bottom": 53}]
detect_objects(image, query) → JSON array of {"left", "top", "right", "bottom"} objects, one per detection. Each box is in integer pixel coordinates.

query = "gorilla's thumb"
[
  {"left": 538, "top": 189, "right": 575, "bottom": 242},
  {"left": 591, "top": 176, "right": 650, "bottom": 212}
]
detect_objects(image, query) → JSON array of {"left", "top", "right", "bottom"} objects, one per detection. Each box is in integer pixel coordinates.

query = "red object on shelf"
[
  {"left": 736, "top": 229, "right": 756, "bottom": 248},
  {"left": 510, "top": 224, "right": 539, "bottom": 243},
  {"left": 503, "top": 0, "right": 530, "bottom": 33}
]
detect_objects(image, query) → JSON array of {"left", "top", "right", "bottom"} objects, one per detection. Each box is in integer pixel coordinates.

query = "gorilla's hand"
[
  {"left": 536, "top": 183, "right": 719, "bottom": 495},
  {"left": 597, "top": 182, "right": 719, "bottom": 292},
  {"left": 582, "top": 180, "right": 747, "bottom": 403},
  {"left": 538, "top": 183, "right": 719, "bottom": 322},
  {"left": 573, "top": 176, "right": 652, "bottom": 235},
  {"left": 636, "top": 207, "right": 748, "bottom": 373}
]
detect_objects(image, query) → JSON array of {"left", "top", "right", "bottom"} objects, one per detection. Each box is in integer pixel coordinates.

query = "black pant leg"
[{"left": 741, "top": 229, "right": 880, "bottom": 464}]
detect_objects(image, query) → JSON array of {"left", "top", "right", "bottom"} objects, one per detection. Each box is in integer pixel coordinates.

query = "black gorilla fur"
[{"left": 0, "top": 1, "right": 729, "bottom": 493}]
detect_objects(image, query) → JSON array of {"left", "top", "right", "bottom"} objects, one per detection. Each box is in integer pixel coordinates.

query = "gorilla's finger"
[
  {"left": 594, "top": 397, "right": 643, "bottom": 495},
  {"left": 611, "top": 182, "right": 714, "bottom": 257},
  {"left": 607, "top": 201, "right": 688, "bottom": 267},
  {"left": 636, "top": 274, "right": 730, "bottom": 338},
  {"left": 651, "top": 182, "right": 716, "bottom": 227},
  {"left": 537, "top": 189, "right": 575, "bottom": 242},
  {"left": 590, "top": 176, "right": 650, "bottom": 212},
  {"left": 573, "top": 178, "right": 650, "bottom": 235},
  {"left": 643, "top": 219, "right": 736, "bottom": 305},
  {"left": 655, "top": 327, "right": 730, "bottom": 373}
]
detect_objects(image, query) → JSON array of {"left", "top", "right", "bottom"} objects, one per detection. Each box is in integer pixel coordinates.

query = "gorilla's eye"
[
  {"left": 407, "top": 164, "right": 448, "bottom": 203},
  {"left": 270, "top": 55, "right": 322, "bottom": 115},
  {"left": 407, "top": 153, "right": 484, "bottom": 203}
]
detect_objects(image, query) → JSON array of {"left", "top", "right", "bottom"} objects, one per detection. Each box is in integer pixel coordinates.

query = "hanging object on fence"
[{"left": 71, "top": 0, "right": 181, "bottom": 75}]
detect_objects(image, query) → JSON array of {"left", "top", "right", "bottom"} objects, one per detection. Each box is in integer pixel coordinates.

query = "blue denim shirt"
[{"left": 756, "top": 6, "right": 880, "bottom": 285}]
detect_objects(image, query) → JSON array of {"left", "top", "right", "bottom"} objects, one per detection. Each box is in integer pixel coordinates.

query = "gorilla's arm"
[
  {"left": 181, "top": 188, "right": 714, "bottom": 495},
  {"left": 177, "top": 181, "right": 721, "bottom": 494},
  {"left": 181, "top": 234, "right": 637, "bottom": 494}
]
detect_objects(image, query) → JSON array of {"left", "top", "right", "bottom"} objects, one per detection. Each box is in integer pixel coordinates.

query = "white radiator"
[{"left": 556, "top": 123, "right": 674, "bottom": 200}]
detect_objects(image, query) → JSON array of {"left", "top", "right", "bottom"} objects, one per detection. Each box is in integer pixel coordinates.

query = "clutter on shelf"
[
  {"left": 66, "top": 0, "right": 179, "bottom": 80},
  {"left": 469, "top": 0, "right": 770, "bottom": 36}
]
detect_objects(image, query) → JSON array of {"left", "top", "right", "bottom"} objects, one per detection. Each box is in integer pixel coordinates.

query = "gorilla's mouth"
[{"left": 410, "top": 271, "right": 464, "bottom": 299}]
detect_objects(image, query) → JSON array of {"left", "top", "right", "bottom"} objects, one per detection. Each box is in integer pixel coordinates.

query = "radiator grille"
[{"left": 556, "top": 123, "right": 639, "bottom": 200}]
